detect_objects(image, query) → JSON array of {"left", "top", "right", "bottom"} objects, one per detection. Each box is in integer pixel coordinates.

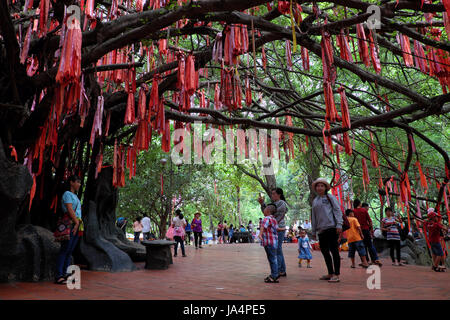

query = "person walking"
[
  {"left": 55, "top": 175, "right": 83, "bottom": 285},
  {"left": 258, "top": 188, "right": 288, "bottom": 279},
  {"left": 217, "top": 222, "right": 223, "bottom": 244},
  {"left": 223, "top": 220, "right": 229, "bottom": 243},
  {"left": 345, "top": 209, "right": 370, "bottom": 269},
  {"left": 310, "top": 178, "right": 342, "bottom": 283},
  {"left": 172, "top": 209, "right": 187, "bottom": 257},
  {"left": 141, "top": 214, "right": 151, "bottom": 240},
  {"left": 191, "top": 212, "right": 203, "bottom": 249},
  {"left": 248, "top": 220, "right": 255, "bottom": 243},
  {"left": 185, "top": 218, "right": 192, "bottom": 245},
  {"left": 424, "top": 208, "right": 447, "bottom": 272},
  {"left": 381, "top": 207, "right": 403, "bottom": 266},
  {"left": 228, "top": 224, "right": 234, "bottom": 243},
  {"left": 353, "top": 199, "right": 382, "bottom": 266},
  {"left": 133, "top": 216, "right": 143, "bottom": 243},
  {"left": 297, "top": 229, "right": 313, "bottom": 268}
]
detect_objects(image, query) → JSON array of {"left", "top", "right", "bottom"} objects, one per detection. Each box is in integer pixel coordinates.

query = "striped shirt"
[
  {"left": 260, "top": 215, "right": 278, "bottom": 247},
  {"left": 382, "top": 217, "right": 400, "bottom": 240}
]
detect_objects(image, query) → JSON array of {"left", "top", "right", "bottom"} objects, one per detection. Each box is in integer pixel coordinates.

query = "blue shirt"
[
  {"left": 62, "top": 191, "right": 82, "bottom": 219},
  {"left": 185, "top": 223, "right": 192, "bottom": 232}
]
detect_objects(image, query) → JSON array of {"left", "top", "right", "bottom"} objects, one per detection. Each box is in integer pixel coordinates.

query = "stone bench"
[{"left": 141, "top": 240, "right": 176, "bottom": 270}]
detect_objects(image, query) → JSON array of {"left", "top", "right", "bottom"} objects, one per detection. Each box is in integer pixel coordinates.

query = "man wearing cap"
[
  {"left": 310, "top": 178, "right": 343, "bottom": 283},
  {"left": 424, "top": 208, "right": 447, "bottom": 272}
]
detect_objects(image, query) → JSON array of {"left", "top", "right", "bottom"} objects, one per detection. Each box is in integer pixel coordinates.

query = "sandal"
[
  {"left": 264, "top": 276, "right": 279, "bottom": 283},
  {"left": 439, "top": 266, "right": 447, "bottom": 272},
  {"left": 320, "top": 275, "right": 332, "bottom": 280},
  {"left": 374, "top": 260, "right": 383, "bottom": 267},
  {"left": 307, "top": 265, "right": 312, "bottom": 268},
  {"left": 54, "top": 277, "right": 67, "bottom": 285},
  {"left": 432, "top": 266, "right": 442, "bottom": 272},
  {"left": 328, "top": 276, "right": 340, "bottom": 283},
  {"left": 278, "top": 272, "right": 287, "bottom": 277},
  {"left": 361, "top": 264, "right": 369, "bottom": 268},
  {"left": 350, "top": 265, "right": 356, "bottom": 269}
]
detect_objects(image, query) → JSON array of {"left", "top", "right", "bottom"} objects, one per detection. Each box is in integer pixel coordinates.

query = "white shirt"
[
  {"left": 142, "top": 217, "right": 151, "bottom": 233},
  {"left": 302, "top": 222, "right": 312, "bottom": 230},
  {"left": 172, "top": 216, "right": 186, "bottom": 228}
]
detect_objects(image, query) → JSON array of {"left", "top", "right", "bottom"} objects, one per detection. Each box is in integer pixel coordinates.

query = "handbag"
[
  {"left": 326, "top": 194, "right": 350, "bottom": 232},
  {"left": 54, "top": 200, "right": 78, "bottom": 242},
  {"left": 166, "top": 226, "right": 175, "bottom": 240}
]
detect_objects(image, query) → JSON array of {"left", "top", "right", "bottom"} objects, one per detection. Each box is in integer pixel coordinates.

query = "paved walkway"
[{"left": 0, "top": 243, "right": 449, "bottom": 300}]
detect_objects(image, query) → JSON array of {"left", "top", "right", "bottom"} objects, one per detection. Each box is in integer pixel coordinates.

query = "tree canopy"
[{"left": 1, "top": 0, "right": 449, "bottom": 233}]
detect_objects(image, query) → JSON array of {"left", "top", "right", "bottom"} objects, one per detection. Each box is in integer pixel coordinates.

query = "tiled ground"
[{"left": 0, "top": 243, "right": 448, "bottom": 300}]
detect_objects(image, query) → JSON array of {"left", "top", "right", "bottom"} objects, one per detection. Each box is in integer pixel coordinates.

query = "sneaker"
[
  {"left": 195, "top": 247, "right": 198, "bottom": 249},
  {"left": 298, "top": 264, "right": 302, "bottom": 268},
  {"left": 307, "top": 265, "right": 312, "bottom": 268}
]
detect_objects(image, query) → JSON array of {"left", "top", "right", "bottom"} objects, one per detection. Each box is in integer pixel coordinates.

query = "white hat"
[
  {"left": 312, "top": 178, "right": 331, "bottom": 192},
  {"left": 427, "top": 208, "right": 435, "bottom": 214}
]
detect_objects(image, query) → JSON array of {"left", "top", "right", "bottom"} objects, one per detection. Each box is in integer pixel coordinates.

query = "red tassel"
[
  {"left": 362, "top": 158, "right": 370, "bottom": 188},
  {"left": 397, "top": 34, "right": 414, "bottom": 67},
  {"left": 368, "top": 30, "right": 381, "bottom": 74},
  {"left": 124, "top": 92, "right": 135, "bottom": 124},
  {"left": 261, "top": 45, "right": 267, "bottom": 71},
  {"left": 301, "top": 46, "right": 310, "bottom": 71},
  {"left": 161, "top": 120, "right": 170, "bottom": 153},
  {"left": 343, "top": 132, "right": 352, "bottom": 155},
  {"left": 286, "top": 40, "right": 292, "bottom": 70},
  {"left": 415, "top": 161, "right": 428, "bottom": 191},
  {"left": 369, "top": 143, "right": 379, "bottom": 168},
  {"left": 185, "top": 54, "right": 197, "bottom": 96},
  {"left": 356, "top": 24, "right": 370, "bottom": 67},
  {"left": 324, "top": 82, "right": 337, "bottom": 122},
  {"left": 245, "top": 76, "right": 252, "bottom": 106},
  {"left": 38, "top": 0, "right": 49, "bottom": 36},
  {"left": 321, "top": 27, "right": 336, "bottom": 84},
  {"left": 56, "top": 12, "right": 82, "bottom": 85},
  {"left": 337, "top": 29, "right": 353, "bottom": 63},
  {"left": 338, "top": 86, "right": 351, "bottom": 128},
  {"left": 29, "top": 175, "right": 36, "bottom": 211},
  {"left": 9, "top": 145, "right": 18, "bottom": 162}
]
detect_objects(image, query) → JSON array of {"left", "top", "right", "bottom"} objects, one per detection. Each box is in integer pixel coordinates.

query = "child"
[
  {"left": 424, "top": 208, "right": 447, "bottom": 272},
  {"left": 258, "top": 203, "right": 279, "bottom": 283},
  {"left": 346, "top": 209, "right": 370, "bottom": 268},
  {"left": 297, "top": 229, "right": 312, "bottom": 268}
]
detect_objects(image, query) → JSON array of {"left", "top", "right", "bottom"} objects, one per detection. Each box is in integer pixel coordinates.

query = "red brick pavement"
[{"left": 0, "top": 243, "right": 449, "bottom": 300}]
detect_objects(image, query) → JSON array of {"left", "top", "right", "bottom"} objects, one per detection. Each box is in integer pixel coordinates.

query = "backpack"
[{"left": 326, "top": 194, "right": 350, "bottom": 232}]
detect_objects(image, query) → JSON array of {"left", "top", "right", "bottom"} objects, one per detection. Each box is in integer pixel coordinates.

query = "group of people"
[
  {"left": 258, "top": 177, "right": 448, "bottom": 284},
  {"left": 131, "top": 215, "right": 153, "bottom": 242},
  {"left": 170, "top": 211, "right": 205, "bottom": 257},
  {"left": 53, "top": 173, "right": 447, "bottom": 286},
  {"left": 215, "top": 220, "right": 256, "bottom": 243}
]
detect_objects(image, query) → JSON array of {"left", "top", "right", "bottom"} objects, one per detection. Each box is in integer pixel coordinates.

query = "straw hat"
[{"left": 312, "top": 178, "right": 331, "bottom": 192}]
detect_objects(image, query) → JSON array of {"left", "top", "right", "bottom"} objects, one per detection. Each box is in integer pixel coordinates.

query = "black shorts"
[
  {"left": 217, "top": 230, "right": 222, "bottom": 236},
  {"left": 224, "top": 229, "right": 229, "bottom": 236}
]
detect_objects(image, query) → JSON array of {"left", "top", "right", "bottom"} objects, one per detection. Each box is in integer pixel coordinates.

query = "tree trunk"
[
  {"left": 236, "top": 185, "right": 243, "bottom": 226},
  {"left": 79, "top": 166, "right": 145, "bottom": 272}
]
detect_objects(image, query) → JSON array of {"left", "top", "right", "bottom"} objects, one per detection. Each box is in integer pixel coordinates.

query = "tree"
[{"left": 1, "top": 0, "right": 449, "bottom": 281}]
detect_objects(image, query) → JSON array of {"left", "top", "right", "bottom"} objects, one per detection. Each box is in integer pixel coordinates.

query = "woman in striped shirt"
[{"left": 381, "top": 207, "right": 403, "bottom": 266}]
